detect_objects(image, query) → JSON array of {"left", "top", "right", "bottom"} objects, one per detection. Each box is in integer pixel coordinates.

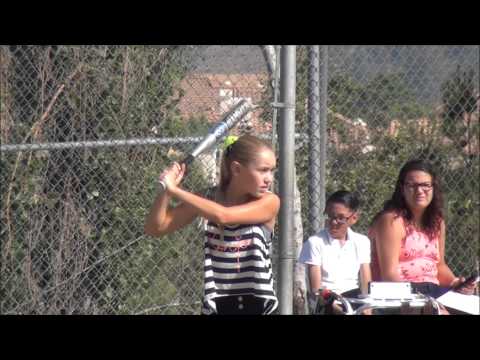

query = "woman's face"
[
  {"left": 402, "top": 170, "right": 434, "bottom": 212},
  {"left": 325, "top": 202, "right": 357, "bottom": 240}
]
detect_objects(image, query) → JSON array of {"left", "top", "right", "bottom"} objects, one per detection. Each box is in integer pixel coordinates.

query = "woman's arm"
[
  {"left": 375, "top": 212, "right": 404, "bottom": 282},
  {"left": 359, "top": 263, "right": 372, "bottom": 295},
  {"left": 436, "top": 219, "right": 458, "bottom": 287},
  {"left": 436, "top": 220, "right": 477, "bottom": 294}
]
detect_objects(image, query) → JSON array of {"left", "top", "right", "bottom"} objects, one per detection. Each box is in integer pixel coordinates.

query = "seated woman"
[
  {"left": 369, "top": 159, "right": 476, "bottom": 308},
  {"left": 299, "top": 190, "right": 372, "bottom": 314}
]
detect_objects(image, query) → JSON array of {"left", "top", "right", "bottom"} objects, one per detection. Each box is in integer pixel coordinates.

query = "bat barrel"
[
  {"left": 157, "top": 99, "right": 254, "bottom": 193},
  {"left": 222, "top": 99, "right": 253, "bottom": 129},
  {"left": 191, "top": 100, "right": 252, "bottom": 158}
]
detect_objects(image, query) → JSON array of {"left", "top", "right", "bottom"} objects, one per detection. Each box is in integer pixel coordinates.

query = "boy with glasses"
[{"left": 299, "top": 190, "right": 372, "bottom": 314}]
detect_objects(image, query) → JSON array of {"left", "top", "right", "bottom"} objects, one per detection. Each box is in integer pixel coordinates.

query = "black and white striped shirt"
[{"left": 201, "top": 220, "right": 278, "bottom": 314}]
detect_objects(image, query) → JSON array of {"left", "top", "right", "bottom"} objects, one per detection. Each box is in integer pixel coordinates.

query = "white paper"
[
  {"left": 436, "top": 291, "right": 480, "bottom": 315},
  {"left": 369, "top": 282, "right": 414, "bottom": 299}
]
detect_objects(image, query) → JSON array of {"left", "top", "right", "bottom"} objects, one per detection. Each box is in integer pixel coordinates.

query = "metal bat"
[{"left": 158, "top": 99, "right": 254, "bottom": 191}]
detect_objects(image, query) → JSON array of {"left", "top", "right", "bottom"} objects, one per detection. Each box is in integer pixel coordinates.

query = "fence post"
[
  {"left": 318, "top": 45, "right": 328, "bottom": 230},
  {"left": 308, "top": 45, "right": 322, "bottom": 235},
  {"left": 278, "top": 45, "right": 296, "bottom": 315}
]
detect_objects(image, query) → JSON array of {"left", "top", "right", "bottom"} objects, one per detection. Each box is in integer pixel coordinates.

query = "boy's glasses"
[{"left": 325, "top": 212, "right": 355, "bottom": 225}]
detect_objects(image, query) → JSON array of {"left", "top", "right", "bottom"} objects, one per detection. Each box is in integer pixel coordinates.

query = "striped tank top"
[{"left": 201, "top": 220, "right": 278, "bottom": 314}]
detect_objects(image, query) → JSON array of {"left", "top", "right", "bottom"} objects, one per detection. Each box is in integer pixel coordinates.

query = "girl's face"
[
  {"left": 325, "top": 202, "right": 357, "bottom": 240},
  {"left": 235, "top": 148, "right": 276, "bottom": 198},
  {"left": 402, "top": 170, "right": 434, "bottom": 212}
]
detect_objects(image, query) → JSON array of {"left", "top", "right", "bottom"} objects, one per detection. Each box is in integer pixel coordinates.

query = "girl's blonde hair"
[{"left": 218, "top": 134, "right": 273, "bottom": 193}]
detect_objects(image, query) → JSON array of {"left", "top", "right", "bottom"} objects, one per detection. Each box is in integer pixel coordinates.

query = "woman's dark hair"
[
  {"left": 326, "top": 190, "right": 360, "bottom": 211},
  {"left": 382, "top": 158, "right": 444, "bottom": 238}
]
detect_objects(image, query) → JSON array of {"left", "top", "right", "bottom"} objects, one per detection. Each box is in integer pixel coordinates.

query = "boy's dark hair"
[{"left": 326, "top": 190, "right": 360, "bottom": 211}]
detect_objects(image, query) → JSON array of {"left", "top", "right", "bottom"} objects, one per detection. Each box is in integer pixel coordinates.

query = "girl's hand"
[{"left": 158, "top": 162, "right": 185, "bottom": 192}]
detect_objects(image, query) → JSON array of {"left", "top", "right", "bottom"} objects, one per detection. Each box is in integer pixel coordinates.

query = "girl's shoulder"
[
  {"left": 370, "top": 210, "right": 406, "bottom": 237},
  {"left": 244, "top": 191, "right": 280, "bottom": 207},
  {"left": 261, "top": 191, "right": 280, "bottom": 203},
  {"left": 251, "top": 192, "right": 280, "bottom": 231},
  {"left": 259, "top": 192, "right": 281, "bottom": 215},
  {"left": 376, "top": 209, "right": 404, "bottom": 224}
]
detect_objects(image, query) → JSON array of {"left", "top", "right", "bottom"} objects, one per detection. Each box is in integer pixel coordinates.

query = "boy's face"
[{"left": 325, "top": 202, "right": 358, "bottom": 240}]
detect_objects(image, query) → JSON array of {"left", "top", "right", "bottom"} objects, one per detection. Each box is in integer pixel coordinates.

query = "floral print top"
[{"left": 370, "top": 216, "right": 440, "bottom": 284}]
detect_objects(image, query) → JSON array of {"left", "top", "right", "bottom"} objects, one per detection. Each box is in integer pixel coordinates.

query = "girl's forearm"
[
  {"left": 144, "top": 192, "right": 171, "bottom": 235},
  {"left": 169, "top": 186, "right": 226, "bottom": 224}
]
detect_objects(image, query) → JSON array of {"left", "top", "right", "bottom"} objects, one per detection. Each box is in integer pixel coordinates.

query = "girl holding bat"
[{"left": 144, "top": 135, "right": 280, "bottom": 315}]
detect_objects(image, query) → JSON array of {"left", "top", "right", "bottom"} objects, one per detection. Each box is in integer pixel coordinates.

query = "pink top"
[{"left": 370, "top": 216, "right": 440, "bottom": 284}]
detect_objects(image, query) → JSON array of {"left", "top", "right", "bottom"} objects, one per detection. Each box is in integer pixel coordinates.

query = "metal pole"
[
  {"left": 0, "top": 137, "right": 205, "bottom": 152},
  {"left": 278, "top": 45, "right": 296, "bottom": 315},
  {"left": 260, "top": 45, "right": 281, "bottom": 153},
  {"left": 308, "top": 46, "right": 321, "bottom": 235},
  {"left": 0, "top": 134, "right": 309, "bottom": 153},
  {"left": 318, "top": 45, "right": 328, "bottom": 229}
]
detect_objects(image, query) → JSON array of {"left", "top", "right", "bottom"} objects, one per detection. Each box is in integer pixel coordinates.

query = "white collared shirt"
[{"left": 298, "top": 227, "right": 371, "bottom": 294}]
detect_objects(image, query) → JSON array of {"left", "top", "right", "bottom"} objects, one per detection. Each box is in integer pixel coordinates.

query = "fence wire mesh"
[
  {"left": 1, "top": 45, "right": 479, "bottom": 314},
  {"left": 296, "top": 45, "right": 479, "bottom": 280},
  {"left": 0, "top": 45, "right": 274, "bottom": 314}
]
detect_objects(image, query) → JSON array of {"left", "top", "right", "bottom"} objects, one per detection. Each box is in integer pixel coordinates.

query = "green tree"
[
  {"left": 0, "top": 46, "right": 211, "bottom": 314},
  {"left": 440, "top": 65, "right": 479, "bottom": 273},
  {"left": 329, "top": 72, "right": 425, "bottom": 129},
  {"left": 441, "top": 66, "right": 478, "bottom": 156},
  {"left": 293, "top": 47, "right": 478, "bottom": 278}
]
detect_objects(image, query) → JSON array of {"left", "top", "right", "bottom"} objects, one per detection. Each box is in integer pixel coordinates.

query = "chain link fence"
[
  {"left": 0, "top": 45, "right": 275, "bottom": 314},
  {"left": 1, "top": 45, "right": 479, "bottom": 314},
  {"left": 295, "top": 45, "right": 479, "bottom": 279}
]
